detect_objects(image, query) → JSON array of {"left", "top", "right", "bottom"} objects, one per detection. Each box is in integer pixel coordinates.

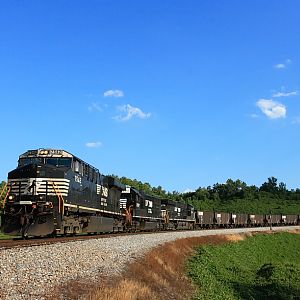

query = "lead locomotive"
[{"left": 1, "top": 149, "right": 125, "bottom": 237}]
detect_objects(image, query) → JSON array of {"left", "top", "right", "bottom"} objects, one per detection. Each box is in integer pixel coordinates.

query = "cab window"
[
  {"left": 18, "top": 157, "right": 43, "bottom": 166},
  {"left": 46, "top": 158, "right": 72, "bottom": 167}
]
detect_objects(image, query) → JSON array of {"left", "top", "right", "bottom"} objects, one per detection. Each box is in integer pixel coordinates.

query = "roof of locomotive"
[
  {"left": 19, "top": 148, "right": 99, "bottom": 172},
  {"left": 20, "top": 149, "right": 73, "bottom": 158}
]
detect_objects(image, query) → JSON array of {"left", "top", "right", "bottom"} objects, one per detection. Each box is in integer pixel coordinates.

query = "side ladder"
[
  {"left": 0, "top": 182, "right": 11, "bottom": 209},
  {"left": 50, "top": 181, "right": 64, "bottom": 214}
]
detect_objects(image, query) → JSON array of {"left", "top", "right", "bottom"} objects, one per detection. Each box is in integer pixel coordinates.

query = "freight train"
[{"left": 1, "top": 149, "right": 299, "bottom": 238}]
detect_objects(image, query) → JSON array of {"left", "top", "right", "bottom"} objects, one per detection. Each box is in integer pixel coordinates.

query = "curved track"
[
  {"left": 0, "top": 232, "right": 145, "bottom": 249},
  {"left": 0, "top": 224, "right": 298, "bottom": 250}
]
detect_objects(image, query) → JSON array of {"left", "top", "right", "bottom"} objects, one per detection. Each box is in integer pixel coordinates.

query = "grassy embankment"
[
  {"left": 188, "top": 232, "right": 300, "bottom": 299},
  {"left": 52, "top": 231, "right": 299, "bottom": 300}
]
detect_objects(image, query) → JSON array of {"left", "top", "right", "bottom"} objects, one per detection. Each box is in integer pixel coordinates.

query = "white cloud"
[
  {"left": 113, "top": 104, "right": 151, "bottom": 121},
  {"left": 272, "top": 91, "right": 298, "bottom": 98},
  {"left": 183, "top": 188, "right": 195, "bottom": 193},
  {"left": 274, "top": 63, "right": 286, "bottom": 69},
  {"left": 88, "top": 102, "right": 102, "bottom": 112},
  {"left": 273, "top": 59, "right": 292, "bottom": 69},
  {"left": 250, "top": 113, "right": 259, "bottom": 118},
  {"left": 256, "top": 99, "right": 286, "bottom": 119},
  {"left": 104, "top": 89, "right": 124, "bottom": 98},
  {"left": 86, "top": 142, "right": 102, "bottom": 148}
]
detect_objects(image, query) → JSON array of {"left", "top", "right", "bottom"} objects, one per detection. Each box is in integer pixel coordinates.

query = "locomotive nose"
[{"left": 8, "top": 163, "right": 38, "bottom": 180}]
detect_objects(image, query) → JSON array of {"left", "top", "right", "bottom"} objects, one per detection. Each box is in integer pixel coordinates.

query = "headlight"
[
  {"left": 40, "top": 150, "right": 49, "bottom": 155},
  {"left": 8, "top": 195, "right": 14, "bottom": 200}
]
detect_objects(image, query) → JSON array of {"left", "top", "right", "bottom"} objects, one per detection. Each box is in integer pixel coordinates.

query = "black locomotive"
[
  {"left": 1, "top": 149, "right": 299, "bottom": 237},
  {"left": 1, "top": 149, "right": 125, "bottom": 237}
]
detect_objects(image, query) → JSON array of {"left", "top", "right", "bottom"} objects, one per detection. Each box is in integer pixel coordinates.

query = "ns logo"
[{"left": 74, "top": 174, "right": 82, "bottom": 184}]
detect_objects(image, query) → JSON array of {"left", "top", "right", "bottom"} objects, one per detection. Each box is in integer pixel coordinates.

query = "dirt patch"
[
  {"left": 87, "top": 235, "right": 230, "bottom": 300},
  {"left": 225, "top": 234, "right": 247, "bottom": 242},
  {"left": 285, "top": 229, "right": 300, "bottom": 234}
]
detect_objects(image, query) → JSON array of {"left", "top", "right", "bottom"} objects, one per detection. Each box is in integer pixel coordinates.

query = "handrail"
[
  {"left": 50, "top": 181, "right": 64, "bottom": 214},
  {"left": 125, "top": 205, "right": 133, "bottom": 225},
  {"left": 2, "top": 187, "right": 11, "bottom": 209},
  {"left": 0, "top": 182, "right": 8, "bottom": 201},
  {"left": 163, "top": 210, "right": 170, "bottom": 224}
]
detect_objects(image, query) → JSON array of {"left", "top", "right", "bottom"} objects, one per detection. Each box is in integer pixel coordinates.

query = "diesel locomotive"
[
  {"left": 1, "top": 149, "right": 126, "bottom": 237},
  {"left": 1, "top": 149, "right": 299, "bottom": 238}
]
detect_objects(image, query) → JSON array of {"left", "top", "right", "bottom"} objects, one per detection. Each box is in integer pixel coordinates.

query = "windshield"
[
  {"left": 18, "top": 157, "right": 72, "bottom": 168},
  {"left": 46, "top": 158, "right": 72, "bottom": 168},
  {"left": 18, "top": 157, "right": 43, "bottom": 167}
]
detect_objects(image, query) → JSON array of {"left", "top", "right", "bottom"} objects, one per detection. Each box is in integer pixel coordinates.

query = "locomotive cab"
[{"left": 2, "top": 149, "right": 73, "bottom": 237}]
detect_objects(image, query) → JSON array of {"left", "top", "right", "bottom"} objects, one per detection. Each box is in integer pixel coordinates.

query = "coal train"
[{"left": 1, "top": 149, "right": 299, "bottom": 238}]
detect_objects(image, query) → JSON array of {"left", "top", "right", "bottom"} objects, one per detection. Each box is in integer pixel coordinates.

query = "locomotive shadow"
[{"left": 231, "top": 281, "right": 300, "bottom": 300}]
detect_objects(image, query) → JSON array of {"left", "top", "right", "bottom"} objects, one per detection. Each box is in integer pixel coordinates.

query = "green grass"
[
  {"left": 0, "top": 214, "right": 18, "bottom": 239},
  {"left": 187, "top": 233, "right": 300, "bottom": 300},
  {"left": 0, "top": 232, "right": 16, "bottom": 239}
]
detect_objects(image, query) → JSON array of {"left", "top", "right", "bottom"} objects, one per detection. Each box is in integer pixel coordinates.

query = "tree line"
[{"left": 1, "top": 177, "right": 300, "bottom": 214}]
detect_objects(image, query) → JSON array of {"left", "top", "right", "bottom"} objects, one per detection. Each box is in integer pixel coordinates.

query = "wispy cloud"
[
  {"left": 273, "top": 59, "right": 292, "bottom": 69},
  {"left": 83, "top": 93, "right": 95, "bottom": 98},
  {"left": 104, "top": 89, "right": 124, "bottom": 98},
  {"left": 272, "top": 91, "right": 298, "bottom": 98},
  {"left": 88, "top": 102, "right": 102, "bottom": 112},
  {"left": 113, "top": 104, "right": 151, "bottom": 121},
  {"left": 85, "top": 142, "right": 102, "bottom": 148},
  {"left": 250, "top": 113, "right": 259, "bottom": 118},
  {"left": 256, "top": 99, "right": 286, "bottom": 119},
  {"left": 291, "top": 117, "right": 300, "bottom": 124}
]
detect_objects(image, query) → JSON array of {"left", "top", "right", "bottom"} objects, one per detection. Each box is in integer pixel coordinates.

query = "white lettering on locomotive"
[
  {"left": 74, "top": 174, "right": 82, "bottom": 184},
  {"left": 101, "top": 186, "right": 109, "bottom": 197}
]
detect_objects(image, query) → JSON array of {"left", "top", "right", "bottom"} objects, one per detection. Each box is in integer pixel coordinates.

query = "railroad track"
[
  {"left": 0, "top": 231, "right": 144, "bottom": 249},
  {"left": 0, "top": 225, "right": 298, "bottom": 250},
  {"left": 0, "top": 228, "right": 188, "bottom": 249}
]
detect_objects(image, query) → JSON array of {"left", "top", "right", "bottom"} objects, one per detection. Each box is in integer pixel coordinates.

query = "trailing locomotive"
[
  {"left": 1, "top": 149, "right": 299, "bottom": 237},
  {"left": 120, "top": 186, "right": 195, "bottom": 231}
]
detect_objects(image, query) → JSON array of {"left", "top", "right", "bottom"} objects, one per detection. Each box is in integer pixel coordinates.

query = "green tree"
[{"left": 260, "top": 177, "right": 279, "bottom": 193}]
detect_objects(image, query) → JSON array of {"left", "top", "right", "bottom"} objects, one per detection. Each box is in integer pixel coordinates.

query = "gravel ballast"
[{"left": 0, "top": 226, "right": 299, "bottom": 299}]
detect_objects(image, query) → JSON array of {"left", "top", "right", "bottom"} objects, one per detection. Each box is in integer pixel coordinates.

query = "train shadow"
[
  {"left": 229, "top": 263, "right": 300, "bottom": 300},
  {"left": 231, "top": 282, "right": 300, "bottom": 300}
]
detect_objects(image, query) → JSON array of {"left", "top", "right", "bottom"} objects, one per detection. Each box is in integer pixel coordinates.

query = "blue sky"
[{"left": 1, "top": 1, "right": 300, "bottom": 192}]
